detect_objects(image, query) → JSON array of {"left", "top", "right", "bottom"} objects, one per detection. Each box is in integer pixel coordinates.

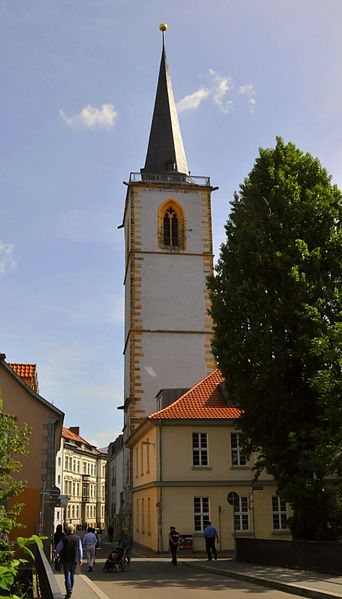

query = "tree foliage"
[
  {"left": 0, "top": 392, "right": 31, "bottom": 536},
  {"left": 208, "top": 137, "right": 342, "bottom": 540}
]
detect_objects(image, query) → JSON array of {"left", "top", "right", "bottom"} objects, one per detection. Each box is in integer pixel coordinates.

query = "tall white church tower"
[{"left": 122, "top": 27, "right": 217, "bottom": 439}]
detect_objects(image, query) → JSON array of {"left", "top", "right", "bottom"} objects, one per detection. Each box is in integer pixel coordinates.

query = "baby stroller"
[{"left": 103, "top": 546, "right": 130, "bottom": 573}]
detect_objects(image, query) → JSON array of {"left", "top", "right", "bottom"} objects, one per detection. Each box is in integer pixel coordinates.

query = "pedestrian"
[
  {"left": 168, "top": 526, "right": 181, "bottom": 565},
  {"left": 96, "top": 528, "right": 102, "bottom": 548},
  {"left": 53, "top": 524, "right": 65, "bottom": 572},
  {"left": 118, "top": 527, "right": 133, "bottom": 564},
  {"left": 108, "top": 525, "right": 114, "bottom": 542},
  {"left": 204, "top": 521, "right": 219, "bottom": 560},
  {"left": 55, "top": 523, "right": 83, "bottom": 599},
  {"left": 83, "top": 526, "right": 97, "bottom": 572}
]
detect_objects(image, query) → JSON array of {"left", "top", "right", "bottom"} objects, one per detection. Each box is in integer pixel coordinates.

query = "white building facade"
[{"left": 54, "top": 427, "right": 107, "bottom": 532}]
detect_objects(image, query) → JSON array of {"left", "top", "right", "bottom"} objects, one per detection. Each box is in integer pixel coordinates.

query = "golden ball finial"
[{"left": 159, "top": 23, "right": 168, "bottom": 32}]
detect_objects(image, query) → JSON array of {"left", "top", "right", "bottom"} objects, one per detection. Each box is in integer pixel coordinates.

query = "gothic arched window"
[
  {"left": 158, "top": 201, "right": 185, "bottom": 250},
  {"left": 163, "top": 207, "right": 179, "bottom": 247}
]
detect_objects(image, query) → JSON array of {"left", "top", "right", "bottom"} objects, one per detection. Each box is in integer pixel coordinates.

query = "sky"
[{"left": 1, "top": 0, "right": 342, "bottom": 448}]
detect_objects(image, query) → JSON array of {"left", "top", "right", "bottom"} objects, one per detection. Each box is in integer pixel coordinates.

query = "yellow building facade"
[{"left": 127, "top": 370, "right": 292, "bottom": 553}]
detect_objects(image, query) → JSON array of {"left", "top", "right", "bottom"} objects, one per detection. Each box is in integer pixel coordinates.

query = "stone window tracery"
[{"left": 158, "top": 200, "right": 185, "bottom": 249}]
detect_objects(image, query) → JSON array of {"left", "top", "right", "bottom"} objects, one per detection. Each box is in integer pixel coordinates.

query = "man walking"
[
  {"left": 83, "top": 526, "right": 97, "bottom": 572},
  {"left": 204, "top": 521, "right": 219, "bottom": 560},
  {"left": 56, "top": 524, "right": 83, "bottom": 598}
]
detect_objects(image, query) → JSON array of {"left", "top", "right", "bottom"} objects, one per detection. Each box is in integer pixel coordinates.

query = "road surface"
[{"left": 83, "top": 555, "right": 301, "bottom": 599}]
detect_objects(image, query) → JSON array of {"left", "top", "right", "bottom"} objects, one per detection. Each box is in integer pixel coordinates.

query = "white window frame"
[
  {"left": 194, "top": 496, "right": 210, "bottom": 531},
  {"left": 272, "top": 495, "right": 289, "bottom": 530},
  {"left": 231, "top": 433, "right": 247, "bottom": 466},
  {"left": 192, "top": 432, "right": 208, "bottom": 466},
  {"left": 234, "top": 496, "right": 250, "bottom": 531}
]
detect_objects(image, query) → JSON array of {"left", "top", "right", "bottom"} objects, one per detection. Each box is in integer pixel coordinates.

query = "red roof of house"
[
  {"left": 8, "top": 363, "right": 38, "bottom": 392},
  {"left": 62, "top": 426, "right": 94, "bottom": 446},
  {"left": 9, "top": 363, "right": 36, "bottom": 378},
  {"left": 149, "top": 369, "right": 241, "bottom": 420}
]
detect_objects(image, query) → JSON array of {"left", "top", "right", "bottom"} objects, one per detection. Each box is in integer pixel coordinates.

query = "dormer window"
[{"left": 166, "top": 159, "right": 176, "bottom": 171}]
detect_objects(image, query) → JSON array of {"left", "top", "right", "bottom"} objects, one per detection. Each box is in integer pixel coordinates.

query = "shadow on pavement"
[{"left": 86, "top": 556, "right": 275, "bottom": 594}]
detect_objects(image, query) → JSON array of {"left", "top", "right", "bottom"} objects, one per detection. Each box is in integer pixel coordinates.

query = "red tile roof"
[
  {"left": 149, "top": 369, "right": 241, "bottom": 420},
  {"left": 9, "top": 363, "right": 36, "bottom": 378},
  {"left": 62, "top": 426, "right": 93, "bottom": 446},
  {"left": 8, "top": 363, "right": 38, "bottom": 392}
]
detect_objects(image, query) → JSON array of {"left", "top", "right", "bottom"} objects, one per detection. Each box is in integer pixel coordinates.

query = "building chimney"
[{"left": 69, "top": 426, "right": 80, "bottom": 436}]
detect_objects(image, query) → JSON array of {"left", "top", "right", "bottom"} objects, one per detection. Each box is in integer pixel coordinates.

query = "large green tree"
[{"left": 208, "top": 137, "right": 342, "bottom": 540}]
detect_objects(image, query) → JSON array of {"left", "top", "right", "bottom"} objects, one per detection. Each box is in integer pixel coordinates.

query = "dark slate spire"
[{"left": 141, "top": 26, "right": 189, "bottom": 176}]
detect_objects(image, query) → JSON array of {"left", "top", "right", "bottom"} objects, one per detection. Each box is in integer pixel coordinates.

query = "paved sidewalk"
[{"left": 54, "top": 569, "right": 111, "bottom": 599}]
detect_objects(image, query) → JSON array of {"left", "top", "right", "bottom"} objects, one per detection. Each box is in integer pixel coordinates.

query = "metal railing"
[{"left": 129, "top": 172, "right": 211, "bottom": 186}]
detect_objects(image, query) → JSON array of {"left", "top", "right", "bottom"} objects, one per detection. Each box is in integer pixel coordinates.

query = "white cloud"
[
  {"left": 59, "top": 103, "right": 118, "bottom": 130},
  {"left": 209, "top": 69, "right": 233, "bottom": 113},
  {"left": 177, "top": 69, "right": 255, "bottom": 115},
  {"left": 0, "top": 241, "right": 16, "bottom": 273},
  {"left": 238, "top": 83, "right": 256, "bottom": 113},
  {"left": 238, "top": 83, "right": 254, "bottom": 95},
  {"left": 177, "top": 88, "right": 210, "bottom": 113}
]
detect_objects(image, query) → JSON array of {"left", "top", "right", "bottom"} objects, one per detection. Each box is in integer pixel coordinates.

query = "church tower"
[{"left": 122, "top": 26, "right": 217, "bottom": 438}]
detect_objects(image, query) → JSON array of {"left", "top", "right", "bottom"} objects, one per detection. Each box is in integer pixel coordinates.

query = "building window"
[
  {"left": 192, "top": 433, "right": 208, "bottom": 466},
  {"left": 158, "top": 200, "right": 185, "bottom": 250},
  {"left": 163, "top": 207, "right": 178, "bottom": 246},
  {"left": 140, "top": 444, "right": 144, "bottom": 476},
  {"left": 136, "top": 499, "right": 139, "bottom": 533},
  {"left": 146, "top": 442, "right": 150, "bottom": 473},
  {"left": 194, "top": 497, "right": 210, "bottom": 531},
  {"left": 234, "top": 496, "right": 249, "bottom": 531},
  {"left": 272, "top": 496, "right": 288, "bottom": 530},
  {"left": 231, "top": 433, "right": 247, "bottom": 466},
  {"left": 135, "top": 447, "right": 139, "bottom": 478},
  {"left": 147, "top": 497, "right": 151, "bottom": 534}
]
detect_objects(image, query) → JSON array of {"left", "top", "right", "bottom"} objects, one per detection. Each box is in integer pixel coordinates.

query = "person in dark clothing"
[
  {"left": 108, "top": 525, "right": 114, "bottom": 542},
  {"left": 56, "top": 524, "right": 83, "bottom": 598},
  {"left": 168, "top": 526, "right": 181, "bottom": 565},
  {"left": 53, "top": 524, "right": 65, "bottom": 572},
  {"left": 117, "top": 527, "right": 133, "bottom": 564},
  {"left": 204, "top": 521, "right": 219, "bottom": 560}
]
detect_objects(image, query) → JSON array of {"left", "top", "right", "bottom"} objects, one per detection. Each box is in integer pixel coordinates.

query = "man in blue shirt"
[
  {"left": 204, "top": 521, "right": 219, "bottom": 560},
  {"left": 56, "top": 524, "right": 83, "bottom": 598}
]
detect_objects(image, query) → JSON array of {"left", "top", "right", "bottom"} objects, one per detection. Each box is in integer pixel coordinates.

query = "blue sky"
[{"left": 1, "top": 0, "right": 341, "bottom": 448}]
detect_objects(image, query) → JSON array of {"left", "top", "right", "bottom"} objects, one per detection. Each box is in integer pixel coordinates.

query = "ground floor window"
[
  {"left": 194, "top": 497, "right": 210, "bottom": 531},
  {"left": 234, "top": 496, "right": 249, "bottom": 531}
]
